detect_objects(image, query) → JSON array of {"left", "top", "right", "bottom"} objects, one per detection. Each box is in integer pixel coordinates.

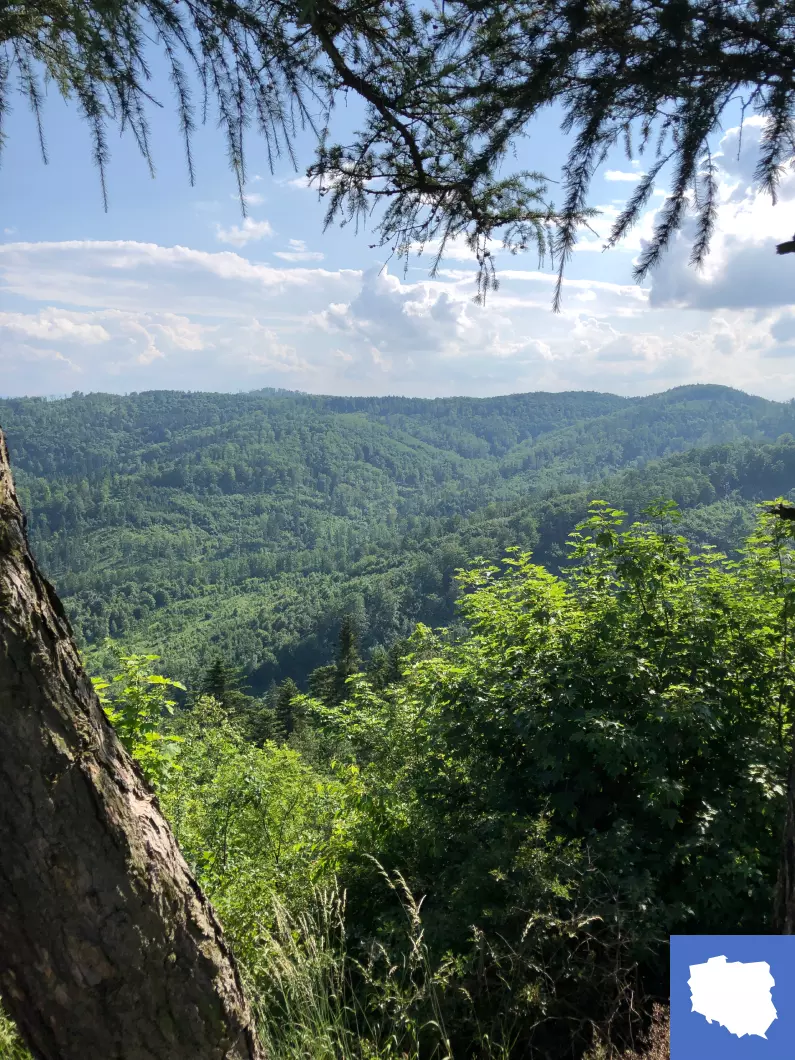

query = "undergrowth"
[{"left": 0, "top": 876, "right": 670, "bottom": 1060}]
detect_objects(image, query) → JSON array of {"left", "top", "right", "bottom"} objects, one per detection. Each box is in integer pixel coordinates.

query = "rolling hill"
[{"left": 2, "top": 383, "right": 794, "bottom": 688}]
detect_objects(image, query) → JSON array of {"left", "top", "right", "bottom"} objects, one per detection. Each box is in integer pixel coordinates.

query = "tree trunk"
[{"left": 0, "top": 428, "right": 264, "bottom": 1059}]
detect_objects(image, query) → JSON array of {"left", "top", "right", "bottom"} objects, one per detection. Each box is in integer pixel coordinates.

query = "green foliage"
[
  {"left": 4, "top": 496, "right": 793, "bottom": 1057},
  {"left": 305, "top": 502, "right": 793, "bottom": 1053},
  {"left": 333, "top": 615, "right": 362, "bottom": 706},
  {"left": 245, "top": 879, "right": 461, "bottom": 1060},
  {"left": 201, "top": 656, "right": 244, "bottom": 706},
  {"left": 275, "top": 678, "right": 301, "bottom": 739},
  {"left": 161, "top": 696, "right": 364, "bottom": 972},
  {"left": 0, "top": 1007, "right": 30, "bottom": 1060},
  {"left": 92, "top": 648, "right": 185, "bottom": 789},
  {"left": 5, "top": 386, "right": 795, "bottom": 696},
  {"left": 7, "top": 388, "right": 795, "bottom": 1055}
]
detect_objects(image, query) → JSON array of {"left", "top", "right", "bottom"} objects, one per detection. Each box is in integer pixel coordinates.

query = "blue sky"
[{"left": 2, "top": 41, "right": 795, "bottom": 399}]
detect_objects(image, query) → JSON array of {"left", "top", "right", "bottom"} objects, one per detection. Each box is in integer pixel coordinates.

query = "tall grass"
[
  {"left": 0, "top": 870, "right": 670, "bottom": 1059},
  {"left": 247, "top": 869, "right": 467, "bottom": 1060},
  {"left": 242, "top": 867, "right": 667, "bottom": 1060}
]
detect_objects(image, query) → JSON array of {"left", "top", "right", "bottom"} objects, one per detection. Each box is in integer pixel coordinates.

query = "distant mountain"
[{"left": 2, "top": 384, "right": 794, "bottom": 688}]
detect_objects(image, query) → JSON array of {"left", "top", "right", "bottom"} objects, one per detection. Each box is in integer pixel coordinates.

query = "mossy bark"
[{"left": 0, "top": 428, "right": 264, "bottom": 1059}]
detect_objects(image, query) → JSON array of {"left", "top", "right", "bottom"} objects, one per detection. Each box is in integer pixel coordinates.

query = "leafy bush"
[
  {"left": 309, "top": 501, "right": 793, "bottom": 1053},
  {"left": 92, "top": 649, "right": 184, "bottom": 788},
  {"left": 160, "top": 696, "right": 364, "bottom": 971}
]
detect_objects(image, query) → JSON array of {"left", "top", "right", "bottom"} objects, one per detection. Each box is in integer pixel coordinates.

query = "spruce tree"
[
  {"left": 367, "top": 637, "right": 409, "bottom": 691},
  {"left": 308, "top": 663, "right": 337, "bottom": 707},
  {"left": 332, "top": 614, "right": 361, "bottom": 705},
  {"left": 275, "top": 678, "right": 300, "bottom": 739},
  {"left": 248, "top": 682, "right": 280, "bottom": 745},
  {"left": 201, "top": 657, "right": 245, "bottom": 712}
]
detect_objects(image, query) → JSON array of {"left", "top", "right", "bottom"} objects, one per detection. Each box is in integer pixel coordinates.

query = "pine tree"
[
  {"left": 200, "top": 657, "right": 251, "bottom": 715},
  {"left": 247, "top": 682, "right": 280, "bottom": 746},
  {"left": 275, "top": 678, "right": 300, "bottom": 739},
  {"left": 332, "top": 614, "right": 361, "bottom": 705}
]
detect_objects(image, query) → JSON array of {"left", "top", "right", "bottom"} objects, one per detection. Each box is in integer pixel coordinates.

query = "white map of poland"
[{"left": 688, "top": 955, "right": 777, "bottom": 1039}]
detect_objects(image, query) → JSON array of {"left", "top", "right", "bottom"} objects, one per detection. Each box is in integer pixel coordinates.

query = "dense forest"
[
  {"left": 3, "top": 383, "right": 795, "bottom": 1057},
  {"left": 2, "top": 384, "right": 794, "bottom": 692}
]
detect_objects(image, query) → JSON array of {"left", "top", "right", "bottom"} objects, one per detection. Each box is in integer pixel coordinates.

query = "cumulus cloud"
[
  {"left": 771, "top": 312, "right": 795, "bottom": 344},
  {"left": 0, "top": 307, "right": 218, "bottom": 384},
  {"left": 5, "top": 222, "right": 795, "bottom": 398},
  {"left": 215, "top": 217, "right": 274, "bottom": 246},
  {"left": 406, "top": 234, "right": 504, "bottom": 264},
  {"left": 642, "top": 118, "right": 795, "bottom": 311},
  {"left": 0, "top": 308, "right": 110, "bottom": 343},
  {"left": 234, "top": 191, "right": 265, "bottom": 206},
  {"left": 222, "top": 318, "right": 312, "bottom": 375},
  {"left": 304, "top": 266, "right": 682, "bottom": 394},
  {"left": 0, "top": 304, "right": 315, "bottom": 394},
  {"left": 283, "top": 174, "right": 315, "bottom": 189},
  {"left": 762, "top": 343, "right": 795, "bottom": 359},
  {"left": 311, "top": 266, "right": 524, "bottom": 367}
]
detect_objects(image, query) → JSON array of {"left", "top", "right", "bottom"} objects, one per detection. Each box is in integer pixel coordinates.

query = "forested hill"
[{"left": 2, "top": 383, "right": 794, "bottom": 689}]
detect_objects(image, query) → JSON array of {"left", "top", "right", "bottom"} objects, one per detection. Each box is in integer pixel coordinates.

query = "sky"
[{"left": 2, "top": 40, "right": 795, "bottom": 400}]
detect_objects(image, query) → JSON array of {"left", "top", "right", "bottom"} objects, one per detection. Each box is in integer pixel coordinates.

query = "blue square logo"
[{"left": 671, "top": 935, "right": 795, "bottom": 1058}]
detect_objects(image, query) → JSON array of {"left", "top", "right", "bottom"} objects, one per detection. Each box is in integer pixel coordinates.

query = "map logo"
[{"left": 671, "top": 936, "right": 795, "bottom": 1058}]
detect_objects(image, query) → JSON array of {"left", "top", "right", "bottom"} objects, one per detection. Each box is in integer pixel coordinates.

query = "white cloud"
[
  {"left": 0, "top": 240, "right": 361, "bottom": 319},
  {"left": 407, "top": 234, "right": 503, "bottom": 264},
  {"left": 306, "top": 266, "right": 659, "bottom": 393},
  {"left": 215, "top": 217, "right": 274, "bottom": 246},
  {"left": 231, "top": 191, "right": 265, "bottom": 207},
  {"left": 605, "top": 170, "right": 646, "bottom": 182},
  {"left": 281, "top": 172, "right": 349, "bottom": 193},
  {"left": 5, "top": 220, "right": 795, "bottom": 398},
  {"left": 646, "top": 119, "right": 795, "bottom": 311},
  {"left": 0, "top": 308, "right": 110, "bottom": 343},
  {"left": 274, "top": 239, "right": 324, "bottom": 262},
  {"left": 0, "top": 303, "right": 318, "bottom": 392},
  {"left": 283, "top": 174, "right": 315, "bottom": 189},
  {"left": 771, "top": 311, "right": 795, "bottom": 345},
  {"left": 0, "top": 307, "right": 218, "bottom": 383},
  {"left": 2, "top": 343, "right": 83, "bottom": 376},
  {"left": 311, "top": 266, "right": 517, "bottom": 363}
]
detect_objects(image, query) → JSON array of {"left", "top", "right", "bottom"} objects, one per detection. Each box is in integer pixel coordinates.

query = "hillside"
[{"left": 2, "top": 383, "right": 794, "bottom": 689}]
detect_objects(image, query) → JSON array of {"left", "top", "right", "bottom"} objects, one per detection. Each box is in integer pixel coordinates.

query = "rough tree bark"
[{"left": 0, "top": 426, "right": 264, "bottom": 1059}]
